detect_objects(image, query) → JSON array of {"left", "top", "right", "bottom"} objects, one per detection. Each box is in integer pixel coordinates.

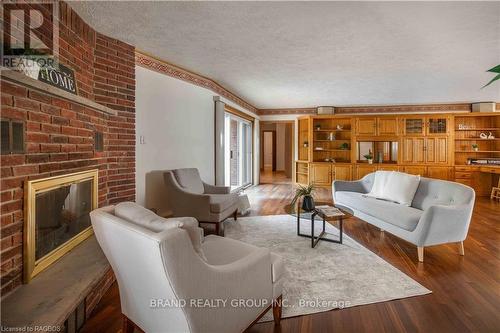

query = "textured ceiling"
[{"left": 69, "top": 1, "right": 500, "bottom": 109}]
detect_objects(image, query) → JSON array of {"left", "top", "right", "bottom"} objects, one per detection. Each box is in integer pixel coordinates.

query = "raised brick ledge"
[
  {"left": 1, "top": 236, "right": 111, "bottom": 329},
  {"left": 1, "top": 68, "right": 118, "bottom": 116}
]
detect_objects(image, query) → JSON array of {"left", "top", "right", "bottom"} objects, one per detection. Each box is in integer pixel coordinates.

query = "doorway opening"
[{"left": 260, "top": 121, "right": 294, "bottom": 184}]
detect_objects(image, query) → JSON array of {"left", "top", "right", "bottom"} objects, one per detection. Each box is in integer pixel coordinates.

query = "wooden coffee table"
[{"left": 285, "top": 201, "right": 354, "bottom": 248}]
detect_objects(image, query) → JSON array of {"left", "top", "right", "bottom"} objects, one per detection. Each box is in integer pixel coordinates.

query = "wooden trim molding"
[
  {"left": 135, "top": 51, "right": 258, "bottom": 114},
  {"left": 258, "top": 108, "right": 316, "bottom": 116},
  {"left": 258, "top": 103, "right": 500, "bottom": 116},
  {"left": 224, "top": 104, "right": 254, "bottom": 122}
]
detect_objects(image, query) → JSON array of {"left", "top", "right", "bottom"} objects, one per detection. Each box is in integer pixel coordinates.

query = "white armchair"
[{"left": 90, "top": 202, "right": 284, "bottom": 333}]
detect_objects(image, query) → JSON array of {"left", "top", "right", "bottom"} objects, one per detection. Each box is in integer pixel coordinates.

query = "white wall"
[{"left": 136, "top": 66, "right": 259, "bottom": 215}]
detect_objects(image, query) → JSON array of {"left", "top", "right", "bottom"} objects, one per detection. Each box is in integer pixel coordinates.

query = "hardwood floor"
[{"left": 81, "top": 184, "right": 500, "bottom": 333}]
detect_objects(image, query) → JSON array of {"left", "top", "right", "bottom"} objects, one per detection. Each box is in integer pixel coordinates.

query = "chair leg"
[
  {"left": 122, "top": 314, "right": 134, "bottom": 333},
  {"left": 272, "top": 295, "right": 282, "bottom": 326},
  {"left": 459, "top": 241, "right": 465, "bottom": 256},
  {"left": 417, "top": 246, "right": 424, "bottom": 262}
]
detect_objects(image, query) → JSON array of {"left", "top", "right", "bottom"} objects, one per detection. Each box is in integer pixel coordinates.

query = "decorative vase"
[
  {"left": 473, "top": 147, "right": 479, "bottom": 152},
  {"left": 301, "top": 195, "right": 315, "bottom": 212},
  {"left": 368, "top": 159, "right": 373, "bottom": 164}
]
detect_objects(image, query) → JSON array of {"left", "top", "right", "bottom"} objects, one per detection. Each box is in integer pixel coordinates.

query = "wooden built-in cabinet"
[
  {"left": 355, "top": 117, "right": 398, "bottom": 136},
  {"left": 401, "top": 115, "right": 450, "bottom": 136},
  {"left": 402, "top": 137, "right": 448, "bottom": 165},
  {"left": 309, "top": 163, "right": 352, "bottom": 186},
  {"left": 294, "top": 113, "right": 499, "bottom": 195}
]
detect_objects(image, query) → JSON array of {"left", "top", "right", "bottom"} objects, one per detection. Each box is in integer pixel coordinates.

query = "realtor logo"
[{"left": 1, "top": 0, "right": 59, "bottom": 72}]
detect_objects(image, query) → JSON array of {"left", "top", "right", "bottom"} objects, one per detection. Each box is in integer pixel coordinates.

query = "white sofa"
[
  {"left": 333, "top": 173, "right": 475, "bottom": 262},
  {"left": 90, "top": 202, "right": 284, "bottom": 333}
]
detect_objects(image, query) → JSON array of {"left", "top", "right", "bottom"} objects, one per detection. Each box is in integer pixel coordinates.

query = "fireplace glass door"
[
  {"left": 35, "top": 179, "right": 93, "bottom": 260},
  {"left": 24, "top": 169, "right": 98, "bottom": 282}
]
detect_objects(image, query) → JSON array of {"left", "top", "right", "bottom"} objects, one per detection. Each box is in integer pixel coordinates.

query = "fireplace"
[{"left": 24, "top": 170, "right": 98, "bottom": 282}]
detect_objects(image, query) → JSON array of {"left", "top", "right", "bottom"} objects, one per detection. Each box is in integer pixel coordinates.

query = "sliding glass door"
[{"left": 224, "top": 113, "right": 252, "bottom": 190}]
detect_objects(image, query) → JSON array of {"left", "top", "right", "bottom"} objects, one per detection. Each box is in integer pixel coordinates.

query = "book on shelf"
[{"left": 315, "top": 205, "right": 345, "bottom": 217}]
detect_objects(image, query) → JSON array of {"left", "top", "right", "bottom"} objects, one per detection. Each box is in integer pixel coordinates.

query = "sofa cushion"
[
  {"left": 335, "top": 191, "right": 423, "bottom": 231},
  {"left": 209, "top": 193, "right": 239, "bottom": 213},
  {"left": 115, "top": 202, "right": 207, "bottom": 261},
  {"left": 173, "top": 168, "right": 205, "bottom": 194}
]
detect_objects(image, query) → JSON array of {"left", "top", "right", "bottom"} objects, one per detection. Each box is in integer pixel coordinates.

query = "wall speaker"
[{"left": 471, "top": 102, "right": 496, "bottom": 112}]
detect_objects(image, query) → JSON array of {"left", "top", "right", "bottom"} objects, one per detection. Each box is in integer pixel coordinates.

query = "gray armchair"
[{"left": 164, "top": 168, "right": 239, "bottom": 235}]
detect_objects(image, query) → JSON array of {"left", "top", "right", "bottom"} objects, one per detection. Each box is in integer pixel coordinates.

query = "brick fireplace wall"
[{"left": 1, "top": 1, "right": 135, "bottom": 296}]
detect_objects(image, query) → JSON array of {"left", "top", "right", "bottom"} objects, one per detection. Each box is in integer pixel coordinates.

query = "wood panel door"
[
  {"left": 310, "top": 163, "right": 331, "bottom": 186},
  {"left": 426, "top": 137, "right": 448, "bottom": 164},
  {"left": 356, "top": 118, "right": 377, "bottom": 136},
  {"left": 377, "top": 117, "right": 398, "bottom": 136},
  {"left": 426, "top": 116, "right": 449, "bottom": 136},
  {"left": 427, "top": 166, "right": 451, "bottom": 180},
  {"left": 402, "top": 116, "right": 425, "bottom": 136},
  {"left": 402, "top": 137, "right": 425, "bottom": 164},
  {"left": 402, "top": 166, "right": 427, "bottom": 176},
  {"left": 355, "top": 165, "right": 377, "bottom": 179},
  {"left": 333, "top": 165, "right": 352, "bottom": 181}
]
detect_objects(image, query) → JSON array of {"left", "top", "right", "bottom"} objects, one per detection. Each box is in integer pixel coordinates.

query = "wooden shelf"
[
  {"left": 296, "top": 171, "right": 308, "bottom": 175},
  {"left": 314, "top": 139, "right": 350, "bottom": 142},
  {"left": 314, "top": 149, "right": 351, "bottom": 152},
  {"left": 455, "top": 138, "right": 500, "bottom": 141},
  {"left": 455, "top": 128, "right": 500, "bottom": 131},
  {"left": 455, "top": 151, "right": 500, "bottom": 153},
  {"left": 314, "top": 129, "right": 351, "bottom": 132}
]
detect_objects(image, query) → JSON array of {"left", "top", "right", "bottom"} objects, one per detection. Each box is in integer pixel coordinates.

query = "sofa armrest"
[
  {"left": 203, "top": 182, "right": 231, "bottom": 194},
  {"left": 415, "top": 203, "right": 474, "bottom": 246}
]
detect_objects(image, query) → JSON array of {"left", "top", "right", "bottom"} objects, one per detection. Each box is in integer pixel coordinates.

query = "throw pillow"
[
  {"left": 381, "top": 172, "right": 421, "bottom": 206},
  {"left": 367, "top": 170, "right": 393, "bottom": 199}
]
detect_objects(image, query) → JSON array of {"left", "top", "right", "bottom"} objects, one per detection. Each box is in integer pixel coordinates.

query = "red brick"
[
  {"left": 0, "top": 107, "right": 27, "bottom": 120},
  {"left": 12, "top": 165, "right": 39, "bottom": 176},
  {"left": 1, "top": 94, "right": 13, "bottom": 106},
  {"left": 25, "top": 154, "right": 49, "bottom": 164},
  {"left": 0, "top": 155, "right": 24, "bottom": 166},
  {"left": 29, "top": 112, "right": 50, "bottom": 123},
  {"left": 41, "top": 104, "right": 61, "bottom": 116},
  {"left": 14, "top": 97, "right": 40, "bottom": 111},
  {"left": 28, "top": 90, "right": 52, "bottom": 104},
  {"left": 1, "top": 82, "right": 26, "bottom": 97},
  {"left": 26, "top": 133, "right": 49, "bottom": 143},
  {"left": 52, "top": 98, "right": 71, "bottom": 109},
  {"left": 42, "top": 123, "right": 60, "bottom": 133},
  {"left": 40, "top": 144, "right": 61, "bottom": 153},
  {"left": 1, "top": 201, "right": 22, "bottom": 214}
]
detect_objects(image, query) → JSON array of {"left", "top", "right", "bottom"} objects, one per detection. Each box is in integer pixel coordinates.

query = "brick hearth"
[{"left": 0, "top": 0, "right": 135, "bottom": 300}]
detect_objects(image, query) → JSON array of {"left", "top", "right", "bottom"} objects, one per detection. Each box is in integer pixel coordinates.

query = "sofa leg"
[
  {"left": 459, "top": 242, "right": 465, "bottom": 256},
  {"left": 417, "top": 246, "right": 424, "bottom": 262},
  {"left": 234, "top": 210, "right": 238, "bottom": 221},
  {"left": 273, "top": 295, "right": 282, "bottom": 325},
  {"left": 122, "top": 314, "right": 134, "bottom": 333}
]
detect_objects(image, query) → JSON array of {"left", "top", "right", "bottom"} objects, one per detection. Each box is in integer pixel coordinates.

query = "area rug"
[{"left": 224, "top": 215, "right": 431, "bottom": 321}]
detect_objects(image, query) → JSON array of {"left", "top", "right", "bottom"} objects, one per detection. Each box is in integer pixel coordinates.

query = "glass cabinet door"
[
  {"left": 427, "top": 117, "right": 448, "bottom": 135},
  {"left": 404, "top": 118, "right": 425, "bottom": 135}
]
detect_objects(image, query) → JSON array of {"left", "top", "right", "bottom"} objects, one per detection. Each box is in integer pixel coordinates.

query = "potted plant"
[
  {"left": 315, "top": 124, "right": 321, "bottom": 131},
  {"left": 340, "top": 142, "right": 349, "bottom": 150},
  {"left": 303, "top": 141, "right": 309, "bottom": 148},
  {"left": 472, "top": 144, "right": 479, "bottom": 152},
  {"left": 291, "top": 184, "right": 315, "bottom": 212},
  {"left": 363, "top": 150, "right": 373, "bottom": 164}
]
